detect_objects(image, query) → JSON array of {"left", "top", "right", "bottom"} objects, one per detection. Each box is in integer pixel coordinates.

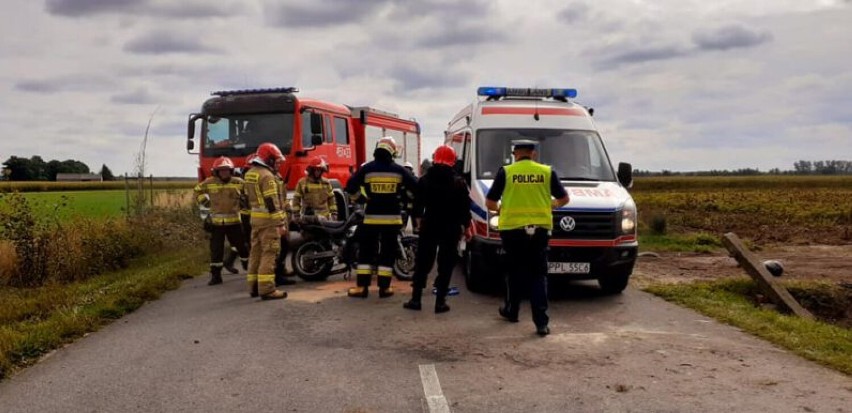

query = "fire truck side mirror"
[
  {"left": 310, "top": 113, "right": 323, "bottom": 135},
  {"left": 617, "top": 162, "right": 633, "bottom": 189},
  {"left": 187, "top": 113, "right": 203, "bottom": 154},
  {"left": 311, "top": 134, "right": 324, "bottom": 146}
]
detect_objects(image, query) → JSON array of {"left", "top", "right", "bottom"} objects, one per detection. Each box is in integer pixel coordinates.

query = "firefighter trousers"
[
  {"left": 247, "top": 226, "right": 281, "bottom": 296},
  {"left": 500, "top": 228, "right": 550, "bottom": 328},
  {"left": 354, "top": 224, "right": 400, "bottom": 288},
  {"left": 412, "top": 227, "right": 461, "bottom": 293},
  {"left": 210, "top": 224, "right": 249, "bottom": 270}
]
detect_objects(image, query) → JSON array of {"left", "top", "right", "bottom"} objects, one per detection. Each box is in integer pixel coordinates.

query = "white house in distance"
[{"left": 56, "top": 173, "right": 103, "bottom": 182}]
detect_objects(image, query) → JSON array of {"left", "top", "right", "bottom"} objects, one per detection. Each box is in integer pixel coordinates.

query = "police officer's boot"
[
  {"left": 377, "top": 276, "right": 394, "bottom": 298},
  {"left": 347, "top": 274, "right": 370, "bottom": 298},
  {"left": 208, "top": 267, "right": 223, "bottom": 286},
  {"left": 223, "top": 248, "right": 239, "bottom": 274},
  {"left": 402, "top": 288, "right": 422, "bottom": 311},
  {"left": 434, "top": 289, "right": 450, "bottom": 314}
]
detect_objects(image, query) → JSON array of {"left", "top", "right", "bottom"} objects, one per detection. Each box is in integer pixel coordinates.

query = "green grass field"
[{"left": 19, "top": 190, "right": 128, "bottom": 219}]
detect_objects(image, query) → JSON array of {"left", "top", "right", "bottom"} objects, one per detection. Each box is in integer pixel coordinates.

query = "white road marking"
[{"left": 419, "top": 364, "right": 451, "bottom": 413}]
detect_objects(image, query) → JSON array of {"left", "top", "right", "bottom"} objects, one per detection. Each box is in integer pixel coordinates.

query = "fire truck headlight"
[
  {"left": 620, "top": 199, "right": 637, "bottom": 235},
  {"left": 488, "top": 215, "right": 500, "bottom": 230}
]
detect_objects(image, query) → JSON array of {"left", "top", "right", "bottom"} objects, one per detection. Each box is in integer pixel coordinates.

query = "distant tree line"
[
  {"left": 1, "top": 156, "right": 115, "bottom": 181},
  {"left": 633, "top": 160, "right": 852, "bottom": 177}
]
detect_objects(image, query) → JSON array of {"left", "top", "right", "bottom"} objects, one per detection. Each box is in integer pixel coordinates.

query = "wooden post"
[{"left": 722, "top": 232, "right": 814, "bottom": 319}]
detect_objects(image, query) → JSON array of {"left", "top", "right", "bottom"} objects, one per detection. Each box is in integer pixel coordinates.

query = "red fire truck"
[{"left": 186, "top": 87, "right": 421, "bottom": 196}]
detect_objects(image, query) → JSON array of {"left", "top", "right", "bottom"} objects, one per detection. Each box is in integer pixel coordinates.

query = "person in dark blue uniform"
[
  {"left": 485, "top": 140, "right": 569, "bottom": 336},
  {"left": 403, "top": 145, "right": 471, "bottom": 313},
  {"left": 345, "top": 137, "right": 418, "bottom": 298}
]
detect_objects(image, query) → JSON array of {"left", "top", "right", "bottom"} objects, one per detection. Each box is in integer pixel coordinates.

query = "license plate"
[{"left": 548, "top": 262, "right": 590, "bottom": 274}]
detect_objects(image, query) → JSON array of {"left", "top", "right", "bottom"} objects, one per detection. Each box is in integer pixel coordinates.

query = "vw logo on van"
[{"left": 559, "top": 216, "right": 576, "bottom": 232}]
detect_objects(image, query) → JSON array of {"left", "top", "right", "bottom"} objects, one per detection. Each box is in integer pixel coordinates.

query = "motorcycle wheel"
[
  {"left": 393, "top": 235, "right": 418, "bottom": 281},
  {"left": 292, "top": 241, "right": 333, "bottom": 281}
]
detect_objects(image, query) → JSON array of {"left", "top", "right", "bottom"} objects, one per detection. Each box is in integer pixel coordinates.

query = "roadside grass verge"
[
  {"left": 0, "top": 247, "right": 206, "bottom": 380},
  {"left": 644, "top": 278, "right": 852, "bottom": 375},
  {"left": 639, "top": 232, "right": 722, "bottom": 253}
]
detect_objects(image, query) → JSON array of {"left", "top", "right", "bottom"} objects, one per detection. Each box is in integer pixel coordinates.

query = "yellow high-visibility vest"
[{"left": 498, "top": 160, "right": 553, "bottom": 231}]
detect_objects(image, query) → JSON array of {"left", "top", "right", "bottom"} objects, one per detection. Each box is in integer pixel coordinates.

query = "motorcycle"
[{"left": 291, "top": 210, "right": 418, "bottom": 282}]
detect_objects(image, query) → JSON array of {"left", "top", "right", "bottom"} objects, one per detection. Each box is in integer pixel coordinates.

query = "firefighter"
[
  {"left": 244, "top": 143, "right": 289, "bottom": 300},
  {"left": 223, "top": 154, "right": 255, "bottom": 274},
  {"left": 485, "top": 140, "right": 569, "bottom": 336},
  {"left": 344, "top": 136, "right": 418, "bottom": 298},
  {"left": 193, "top": 156, "right": 250, "bottom": 286},
  {"left": 403, "top": 145, "right": 471, "bottom": 313},
  {"left": 291, "top": 156, "right": 338, "bottom": 220},
  {"left": 400, "top": 161, "right": 417, "bottom": 230}
]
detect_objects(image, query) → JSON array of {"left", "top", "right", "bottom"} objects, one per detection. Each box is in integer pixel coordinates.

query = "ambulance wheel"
[
  {"left": 292, "top": 241, "right": 333, "bottom": 281},
  {"left": 597, "top": 272, "right": 630, "bottom": 294}
]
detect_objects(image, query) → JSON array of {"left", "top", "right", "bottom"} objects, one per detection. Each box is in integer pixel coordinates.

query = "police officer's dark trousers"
[
  {"left": 412, "top": 226, "right": 460, "bottom": 295},
  {"left": 210, "top": 224, "right": 249, "bottom": 283},
  {"left": 500, "top": 227, "right": 549, "bottom": 328}
]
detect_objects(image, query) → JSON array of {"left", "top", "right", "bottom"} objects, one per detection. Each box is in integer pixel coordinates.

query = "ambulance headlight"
[
  {"left": 488, "top": 215, "right": 500, "bottom": 230},
  {"left": 620, "top": 199, "right": 637, "bottom": 234}
]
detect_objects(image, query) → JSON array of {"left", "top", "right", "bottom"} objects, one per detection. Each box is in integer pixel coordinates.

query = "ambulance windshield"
[
  {"left": 203, "top": 113, "right": 295, "bottom": 157},
  {"left": 476, "top": 129, "right": 616, "bottom": 181}
]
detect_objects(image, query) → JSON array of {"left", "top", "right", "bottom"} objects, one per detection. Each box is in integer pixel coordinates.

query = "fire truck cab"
[
  {"left": 447, "top": 87, "right": 637, "bottom": 294},
  {"left": 187, "top": 87, "right": 421, "bottom": 217}
]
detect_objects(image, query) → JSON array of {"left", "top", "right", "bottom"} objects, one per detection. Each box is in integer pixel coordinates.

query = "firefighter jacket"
[
  {"left": 244, "top": 164, "right": 288, "bottom": 229},
  {"left": 194, "top": 176, "right": 245, "bottom": 226},
  {"left": 345, "top": 159, "right": 418, "bottom": 225},
  {"left": 292, "top": 177, "right": 337, "bottom": 218},
  {"left": 412, "top": 164, "right": 471, "bottom": 232}
]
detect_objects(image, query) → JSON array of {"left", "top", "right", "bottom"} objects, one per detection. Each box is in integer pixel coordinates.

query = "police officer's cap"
[{"left": 511, "top": 139, "right": 538, "bottom": 151}]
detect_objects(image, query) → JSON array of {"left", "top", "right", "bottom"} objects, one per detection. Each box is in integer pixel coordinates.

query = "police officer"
[
  {"left": 194, "top": 156, "right": 250, "bottom": 286},
  {"left": 485, "top": 140, "right": 569, "bottom": 336},
  {"left": 345, "top": 137, "right": 418, "bottom": 298},
  {"left": 244, "top": 143, "right": 289, "bottom": 300},
  {"left": 292, "top": 156, "right": 338, "bottom": 220},
  {"left": 403, "top": 145, "right": 471, "bottom": 313}
]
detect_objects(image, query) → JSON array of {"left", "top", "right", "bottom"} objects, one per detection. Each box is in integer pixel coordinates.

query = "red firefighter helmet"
[
  {"left": 211, "top": 156, "right": 235, "bottom": 172},
  {"left": 432, "top": 145, "right": 456, "bottom": 167},
  {"left": 307, "top": 156, "right": 329, "bottom": 173},
  {"left": 256, "top": 142, "right": 285, "bottom": 166},
  {"left": 375, "top": 136, "right": 399, "bottom": 158}
]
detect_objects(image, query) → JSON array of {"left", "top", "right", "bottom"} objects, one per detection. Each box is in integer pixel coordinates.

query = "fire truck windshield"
[
  {"left": 476, "top": 129, "right": 616, "bottom": 182},
  {"left": 203, "top": 113, "right": 295, "bottom": 157}
]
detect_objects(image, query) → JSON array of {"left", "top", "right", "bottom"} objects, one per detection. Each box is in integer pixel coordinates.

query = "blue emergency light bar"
[{"left": 477, "top": 86, "right": 578, "bottom": 99}]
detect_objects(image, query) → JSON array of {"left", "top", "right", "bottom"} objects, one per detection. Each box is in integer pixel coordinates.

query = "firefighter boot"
[
  {"left": 347, "top": 274, "right": 371, "bottom": 298},
  {"left": 378, "top": 276, "right": 394, "bottom": 298},
  {"left": 434, "top": 289, "right": 450, "bottom": 314},
  {"left": 208, "top": 267, "right": 223, "bottom": 286},
  {"left": 260, "top": 290, "right": 288, "bottom": 301},
  {"left": 403, "top": 288, "right": 422, "bottom": 311},
  {"left": 223, "top": 248, "right": 239, "bottom": 274}
]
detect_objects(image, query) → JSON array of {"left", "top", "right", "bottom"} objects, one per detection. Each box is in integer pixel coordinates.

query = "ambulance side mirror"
[{"left": 617, "top": 162, "right": 633, "bottom": 189}]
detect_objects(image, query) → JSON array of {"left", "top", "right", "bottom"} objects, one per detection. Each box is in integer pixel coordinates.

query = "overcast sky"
[{"left": 1, "top": 0, "right": 850, "bottom": 176}]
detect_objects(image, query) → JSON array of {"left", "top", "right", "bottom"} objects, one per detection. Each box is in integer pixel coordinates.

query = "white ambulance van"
[{"left": 446, "top": 87, "right": 638, "bottom": 294}]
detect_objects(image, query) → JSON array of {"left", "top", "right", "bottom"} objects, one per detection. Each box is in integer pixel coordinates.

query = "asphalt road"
[{"left": 0, "top": 268, "right": 849, "bottom": 412}]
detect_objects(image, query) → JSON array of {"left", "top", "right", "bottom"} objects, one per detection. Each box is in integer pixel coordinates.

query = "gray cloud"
[
  {"left": 595, "top": 44, "right": 690, "bottom": 69},
  {"left": 693, "top": 24, "right": 773, "bottom": 51},
  {"left": 391, "top": 0, "right": 492, "bottom": 22},
  {"left": 15, "top": 75, "right": 115, "bottom": 93},
  {"left": 45, "top": 0, "right": 139, "bottom": 16},
  {"left": 45, "top": 0, "right": 239, "bottom": 19},
  {"left": 557, "top": 2, "right": 591, "bottom": 23},
  {"left": 415, "top": 24, "right": 507, "bottom": 48},
  {"left": 263, "top": 0, "right": 390, "bottom": 28},
  {"left": 110, "top": 88, "right": 159, "bottom": 105},
  {"left": 123, "top": 32, "right": 221, "bottom": 55},
  {"left": 387, "top": 64, "right": 468, "bottom": 93}
]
